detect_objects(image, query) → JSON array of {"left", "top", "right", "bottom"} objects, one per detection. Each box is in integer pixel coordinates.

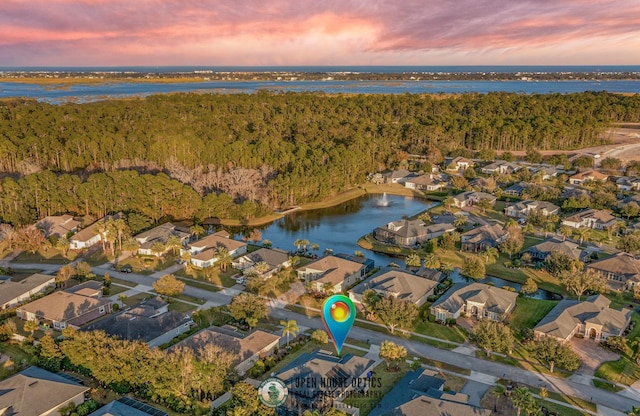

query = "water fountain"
[{"left": 377, "top": 192, "right": 390, "bottom": 207}]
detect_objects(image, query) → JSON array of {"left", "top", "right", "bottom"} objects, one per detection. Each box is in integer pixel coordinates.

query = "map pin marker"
[{"left": 321, "top": 294, "right": 356, "bottom": 355}]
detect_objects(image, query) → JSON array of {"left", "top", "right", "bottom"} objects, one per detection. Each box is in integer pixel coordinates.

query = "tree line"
[{"left": 1, "top": 91, "right": 640, "bottom": 223}]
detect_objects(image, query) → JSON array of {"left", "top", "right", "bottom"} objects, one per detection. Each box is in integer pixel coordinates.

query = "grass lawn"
[
  {"left": 441, "top": 372, "right": 468, "bottom": 392},
  {"left": 168, "top": 300, "right": 197, "bottom": 313},
  {"left": 299, "top": 187, "right": 366, "bottom": 210},
  {"left": 105, "top": 284, "right": 128, "bottom": 295},
  {"left": 13, "top": 248, "right": 76, "bottom": 264},
  {"left": 592, "top": 378, "right": 624, "bottom": 392},
  {"left": 485, "top": 253, "right": 566, "bottom": 295},
  {"left": 175, "top": 266, "right": 237, "bottom": 288},
  {"left": 342, "top": 361, "right": 410, "bottom": 416},
  {"left": 122, "top": 292, "right": 153, "bottom": 307},
  {"left": 509, "top": 297, "right": 558, "bottom": 334},
  {"left": 110, "top": 277, "right": 137, "bottom": 287},
  {"left": 175, "top": 276, "right": 221, "bottom": 292},
  {"left": 595, "top": 356, "right": 640, "bottom": 386},
  {"left": 7, "top": 316, "right": 61, "bottom": 340},
  {"left": 357, "top": 234, "right": 413, "bottom": 257},
  {"left": 0, "top": 341, "right": 35, "bottom": 366},
  {"left": 416, "top": 357, "right": 471, "bottom": 376},
  {"left": 117, "top": 254, "right": 179, "bottom": 275},
  {"left": 83, "top": 250, "right": 112, "bottom": 266},
  {"left": 412, "top": 319, "right": 467, "bottom": 343}
]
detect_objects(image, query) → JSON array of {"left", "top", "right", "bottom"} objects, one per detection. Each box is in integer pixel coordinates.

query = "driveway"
[{"left": 570, "top": 337, "right": 619, "bottom": 376}]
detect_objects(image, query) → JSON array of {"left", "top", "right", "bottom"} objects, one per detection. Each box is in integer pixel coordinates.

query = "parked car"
[{"left": 120, "top": 266, "right": 132, "bottom": 273}]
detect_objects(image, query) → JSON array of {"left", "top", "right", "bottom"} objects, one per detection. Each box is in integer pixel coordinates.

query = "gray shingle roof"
[
  {"left": 534, "top": 295, "right": 632, "bottom": 340},
  {"left": 431, "top": 282, "right": 517, "bottom": 315},
  {"left": 0, "top": 366, "right": 89, "bottom": 415},
  {"left": 350, "top": 267, "right": 437, "bottom": 304}
]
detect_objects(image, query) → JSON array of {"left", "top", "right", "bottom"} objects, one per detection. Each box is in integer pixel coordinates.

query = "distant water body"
[{"left": 1, "top": 66, "right": 639, "bottom": 104}]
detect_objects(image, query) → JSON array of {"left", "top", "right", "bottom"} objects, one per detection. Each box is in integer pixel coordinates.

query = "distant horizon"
[{"left": 3, "top": 64, "right": 640, "bottom": 73}]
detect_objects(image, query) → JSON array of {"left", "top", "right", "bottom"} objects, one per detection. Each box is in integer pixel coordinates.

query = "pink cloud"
[{"left": 0, "top": 0, "right": 639, "bottom": 65}]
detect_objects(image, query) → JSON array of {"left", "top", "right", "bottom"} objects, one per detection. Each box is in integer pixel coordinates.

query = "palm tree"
[
  {"left": 423, "top": 253, "right": 440, "bottom": 269},
  {"left": 309, "top": 242, "right": 320, "bottom": 256},
  {"left": 405, "top": 253, "right": 421, "bottom": 268},
  {"left": 122, "top": 237, "right": 140, "bottom": 256},
  {"left": 280, "top": 319, "right": 299, "bottom": 347},
  {"left": 505, "top": 218, "right": 518, "bottom": 230},
  {"left": 190, "top": 224, "right": 205, "bottom": 239},
  {"left": 165, "top": 234, "right": 182, "bottom": 255},
  {"left": 483, "top": 246, "right": 499, "bottom": 265},
  {"left": 113, "top": 218, "right": 129, "bottom": 251},
  {"left": 293, "top": 239, "right": 303, "bottom": 253},
  {"left": 55, "top": 236, "right": 70, "bottom": 258},
  {"left": 95, "top": 220, "right": 108, "bottom": 251},
  {"left": 443, "top": 196, "right": 455, "bottom": 210},
  {"left": 262, "top": 239, "right": 272, "bottom": 248},
  {"left": 354, "top": 250, "right": 364, "bottom": 257},
  {"left": 454, "top": 214, "right": 467, "bottom": 228},
  {"left": 510, "top": 387, "right": 536, "bottom": 416},
  {"left": 558, "top": 225, "right": 573, "bottom": 241},
  {"left": 300, "top": 239, "right": 310, "bottom": 253},
  {"left": 150, "top": 241, "right": 166, "bottom": 257},
  {"left": 440, "top": 262, "right": 454, "bottom": 277},
  {"left": 575, "top": 227, "right": 591, "bottom": 245},
  {"left": 216, "top": 247, "right": 233, "bottom": 272},
  {"left": 323, "top": 248, "right": 334, "bottom": 256}
]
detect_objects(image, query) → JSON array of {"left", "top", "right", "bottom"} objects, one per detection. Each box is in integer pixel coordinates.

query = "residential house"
[
  {"left": 522, "top": 238, "right": 585, "bottom": 262},
  {"left": 232, "top": 247, "right": 291, "bottom": 278},
  {"left": 586, "top": 252, "right": 640, "bottom": 291},
  {"left": 0, "top": 366, "right": 89, "bottom": 416},
  {"left": 404, "top": 174, "right": 445, "bottom": 191},
  {"left": 415, "top": 268, "right": 445, "bottom": 282},
  {"left": 615, "top": 176, "right": 640, "bottom": 191},
  {"left": 183, "top": 230, "right": 247, "bottom": 268},
  {"left": 17, "top": 281, "right": 113, "bottom": 329},
  {"left": 374, "top": 219, "right": 455, "bottom": 246},
  {"left": 83, "top": 297, "right": 192, "bottom": 348},
  {"left": 504, "top": 200, "right": 560, "bottom": 218},
  {"left": 0, "top": 273, "right": 56, "bottom": 310},
  {"left": 89, "top": 398, "right": 167, "bottom": 416},
  {"left": 452, "top": 191, "right": 496, "bottom": 208},
  {"left": 561, "top": 209, "right": 618, "bottom": 230},
  {"left": 481, "top": 160, "right": 521, "bottom": 175},
  {"left": 349, "top": 267, "right": 437, "bottom": 307},
  {"left": 430, "top": 282, "right": 517, "bottom": 322},
  {"left": 134, "top": 222, "right": 190, "bottom": 256},
  {"left": 36, "top": 214, "right": 81, "bottom": 238},
  {"left": 276, "top": 349, "right": 375, "bottom": 416},
  {"left": 381, "top": 169, "right": 416, "bottom": 184},
  {"left": 297, "top": 255, "right": 366, "bottom": 292},
  {"left": 568, "top": 169, "right": 608, "bottom": 185},
  {"left": 177, "top": 326, "right": 279, "bottom": 375},
  {"left": 503, "top": 181, "right": 530, "bottom": 197},
  {"left": 334, "top": 253, "right": 376, "bottom": 274},
  {"left": 369, "top": 368, "right": 490, "bottom": 416},
  {"left": 534, "top": 295, "right": 632, "bottom": 343},
  {"left": 380, "top": 396, "right": 492, "bottom": 416},
  {"left": 445, "top": 156, "right": 474, "bottom": 171},
  {"left": 69, "top": 213, "right": 124, "bottom": 250},
  {"left": 531, "top": 166, "right": 559, "bottom": 180},
  {"left": 460, "top": 224, "right": 508, "bottom": 252}
]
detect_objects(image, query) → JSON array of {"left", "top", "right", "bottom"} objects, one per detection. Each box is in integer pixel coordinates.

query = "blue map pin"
[{"left": 321, "top": 294, "right": 356, "bottom": 355}]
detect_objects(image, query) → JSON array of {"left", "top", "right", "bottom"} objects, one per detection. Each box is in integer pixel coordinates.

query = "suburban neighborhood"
[{"left": 2, "top": 153, "right": 640, "bottom": 416}]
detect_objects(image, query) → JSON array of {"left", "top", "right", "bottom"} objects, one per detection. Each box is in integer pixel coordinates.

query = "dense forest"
[{"left": 1, "top": 91, "right": 639, "bottom": 225}]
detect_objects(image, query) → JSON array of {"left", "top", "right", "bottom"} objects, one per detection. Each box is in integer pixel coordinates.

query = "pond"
[
  {"left": 233, "top": 192, "right": 560, "bottom": 299},
  {"left": 252, "top": 193, "right": 432, "bottom": 266}
]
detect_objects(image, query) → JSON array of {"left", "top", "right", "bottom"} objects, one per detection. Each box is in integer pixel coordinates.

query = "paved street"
[{"left": 7, "top": 261, "right": 639, "bottom": 414}]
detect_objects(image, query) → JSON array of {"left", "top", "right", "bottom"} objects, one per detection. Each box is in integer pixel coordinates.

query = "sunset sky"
[{"left": 2, "top": 0, "right": 640, "bottom": 66}]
